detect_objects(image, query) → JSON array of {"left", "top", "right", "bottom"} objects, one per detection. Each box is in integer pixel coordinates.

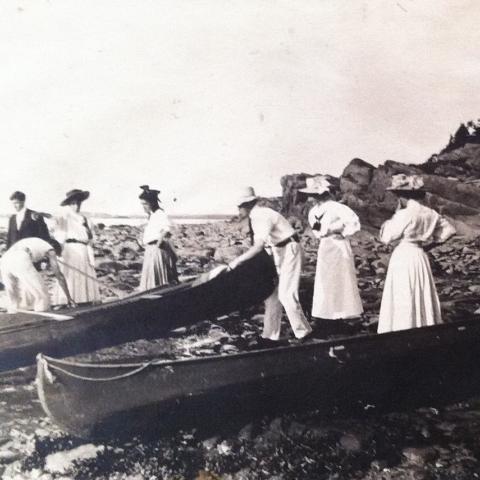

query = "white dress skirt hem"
[
  {"left": 311, "top": 236, "right": 363, "bottom": 320},
  {"left": 53, "top": 243, "right": 100, "bottom": 305},
  {"left": 139, "top": 244, "right": 171, "bottom": 291},
  {"left": 378, "top": 241, "right": 442, "bottom": 334}
]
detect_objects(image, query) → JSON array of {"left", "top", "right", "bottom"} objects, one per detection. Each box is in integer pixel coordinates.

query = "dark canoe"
[
  {"left": 0, "top": 250, "right": 276, "bottom": 372},
  {"left": 37, "top": 315, "right": 480, "bottom": 437}
]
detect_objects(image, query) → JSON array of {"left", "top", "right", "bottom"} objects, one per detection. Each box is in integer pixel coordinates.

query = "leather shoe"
[
  {"left": 252, "top": 337, "right": 281, "bottom": 349},
  {"left": 288, "top": 334, "right": 312, "bottom": 345}
]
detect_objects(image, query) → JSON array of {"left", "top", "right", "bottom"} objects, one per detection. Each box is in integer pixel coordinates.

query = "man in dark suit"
[{"left": 6, "top": 191, "right": 51, "bottom": 250}]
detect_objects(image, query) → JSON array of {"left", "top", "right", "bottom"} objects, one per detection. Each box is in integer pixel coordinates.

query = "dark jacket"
[{"left": 7, "top": 209, "right": 51, "bottom": 250}]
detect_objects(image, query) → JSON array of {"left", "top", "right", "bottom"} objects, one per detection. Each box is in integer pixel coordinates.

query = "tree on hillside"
[
  {"left": 442, "top": 122, "right": 478, "bottom": 153},
  {"left": 474, "top": 119, "right": 480, "bottom": 138}
]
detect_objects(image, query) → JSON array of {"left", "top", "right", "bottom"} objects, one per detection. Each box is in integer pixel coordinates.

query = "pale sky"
[{"left": 1, "top": 0, "right": 479, "bottom": 215}]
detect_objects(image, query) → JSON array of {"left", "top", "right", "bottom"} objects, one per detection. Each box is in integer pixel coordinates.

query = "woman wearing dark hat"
[
  {"left": 378, "top": 174, "right": 456, "bottom": 333},
  {"left": 50, "top": 189, "right": 100, "bottom": 305},
  {"left": 138, "top": 185, "right": 178, "bottom": 290}
]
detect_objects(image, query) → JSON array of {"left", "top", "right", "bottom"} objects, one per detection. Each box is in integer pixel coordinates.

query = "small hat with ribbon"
[
  {"left": 139, "top": 185, "right": 161, "bottom": 201},
  {"left": 298, "top": 176, "right": 332, "bottom": 195},
  {"left": 386, "top": 174, "right": 424, "bottom": 191}
]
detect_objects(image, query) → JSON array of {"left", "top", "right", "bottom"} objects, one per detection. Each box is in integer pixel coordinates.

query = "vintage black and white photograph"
[{"left": 1, "top": 1, "right": 480, "bottom": 479}]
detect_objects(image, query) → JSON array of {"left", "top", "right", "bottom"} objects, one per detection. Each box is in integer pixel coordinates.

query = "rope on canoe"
[{"left": 45, "top": 360, "right": 153, "bottom": 382}]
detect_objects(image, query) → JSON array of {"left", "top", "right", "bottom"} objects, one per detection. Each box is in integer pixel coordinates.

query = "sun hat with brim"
[
  {"left": 299, "top": 176, "right": 332, "bottom": 195},
  {"left": 386, "top": 174, "right": 424, "bottom": 191},
  {"left": 237, "top": 186, "right": 258, "bottom": 207},
  {"left": 60, "top": 189, "right": 90, "bottom": 206}
]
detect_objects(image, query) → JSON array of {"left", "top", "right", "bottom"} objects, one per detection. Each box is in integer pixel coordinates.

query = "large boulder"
[{"left": 340, "top": 158, "right": 375, "bottom": 196}]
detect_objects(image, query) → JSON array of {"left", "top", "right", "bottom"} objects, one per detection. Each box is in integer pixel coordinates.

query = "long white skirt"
[
  {"left": 378, "top": 242, "right": 442, "bottom": 333},
  {"left": 53, "top": 243, "right": 100, "bottom": 305},
  {"left": 312, "top": 236, "right": 363, "bottom": 319},
  {"left": 139, "top": 245, "right": 171, "bottom": 291}
]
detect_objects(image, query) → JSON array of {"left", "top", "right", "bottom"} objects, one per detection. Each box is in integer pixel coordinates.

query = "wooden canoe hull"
[
  {"left": 36, "top": 317, "right": 480, "bottom": 437},
  {"left": 0, "top": 250, "right": 276, "bottom": 372}
]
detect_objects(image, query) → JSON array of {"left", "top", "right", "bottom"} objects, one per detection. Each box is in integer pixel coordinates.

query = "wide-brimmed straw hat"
[
  {"left": 299, "top": 176, "right": 332, "bottom": 195},
  {"left": 60, "top": 189, "right": 90, "bottom": 206},
  {"left": 386, "top": 174, "right": 424, "bottom": 191},
  {"left": 237, "top": 186, "right": 258, "bottom": 207}
]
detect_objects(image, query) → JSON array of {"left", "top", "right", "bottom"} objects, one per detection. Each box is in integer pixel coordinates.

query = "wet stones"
[
  {"left": 339, "top": 433, "right": 363, "bottom": 453},
  {"left": 402, "top": 447, "right": 438, "bottom": 466}
]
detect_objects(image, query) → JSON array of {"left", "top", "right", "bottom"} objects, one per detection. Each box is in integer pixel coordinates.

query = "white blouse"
[
  {"left": 250, "top": 205, "right": 295, "bottom": 246},
  {"left": 308, "top": 201, "right": 361, "bottom": 239},
  {"left": 380, "top": 200, "right": 456, "bottom": 245},
  {"left": 143, "top": 209, "right": 171, "bottom": 245},
  {"left": 50, "top": 207, "right": 95, "bottom": 244}
]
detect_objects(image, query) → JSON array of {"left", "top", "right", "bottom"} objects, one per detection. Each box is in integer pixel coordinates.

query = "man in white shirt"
[{"left": 228, "top": 187, "right": 312, "bottom": 345}]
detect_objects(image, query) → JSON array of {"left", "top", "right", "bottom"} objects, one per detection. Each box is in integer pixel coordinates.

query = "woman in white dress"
[
  {"left": 300, "top": 176, "right": 363, "bottom": 320},
  {"left": 51, "top": 189, "right": 101, "bottom": 305},
  {"left": 378, "top": 174, "right": 456, "bottom": 333},
  {"left": 138, "top": 185, "right": 178, "bottom": 291}
]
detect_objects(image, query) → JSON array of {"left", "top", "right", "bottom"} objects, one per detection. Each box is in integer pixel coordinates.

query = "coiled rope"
[{"left": 43, "top": 359, "right": 154, "bottom": 382}]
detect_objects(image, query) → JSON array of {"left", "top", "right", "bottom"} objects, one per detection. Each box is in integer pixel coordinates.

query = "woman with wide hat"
[
  {"left": 51, "top": 189, "right": 100, "bottom": 305},
  {"left": 299, "top": 176, "right": 363, "bottom": 323},
  {"left": 138, "top": 185, "right": 178, "bottom": 291},
  {"left": 378, "top": 174, "right": 456, "bottom": 333}
]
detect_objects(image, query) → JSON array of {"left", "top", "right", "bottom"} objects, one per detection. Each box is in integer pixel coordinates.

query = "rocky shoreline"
[{"left": 1, "top": 220, "right": 480, "bottom": 479}]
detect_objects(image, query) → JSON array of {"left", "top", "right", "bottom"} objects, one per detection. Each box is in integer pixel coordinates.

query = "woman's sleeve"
[
  {"left": 322, "top": 217, "right": 343, "bottom": 236},
  {"left": 341, "top": 209, "right": 361, "bottom": 237},
  {"left": 379, "top": 211, "right": 408, "bottom": 244},
  {"left": 324, "top": 211, "right": 360, "bottom": 237},
  {"left": 433, "top": 216, "right": 456, "bottom": 243},
  {"left": 46, "top": 212, "right": 67, "bottom": 243},
  {"left": 154, "top": 211, "right": 170, "bottom": 239}
]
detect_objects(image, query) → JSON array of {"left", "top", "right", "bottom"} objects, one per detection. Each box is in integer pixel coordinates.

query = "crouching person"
[{"left": 0, "top": 237, "right": 76, "bottom": 313}]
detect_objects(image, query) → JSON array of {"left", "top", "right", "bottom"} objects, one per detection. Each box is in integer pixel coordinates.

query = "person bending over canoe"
[
  {"left": 299, "top": 176, "right": 363, "bottom": 323},
  {"left": 377, "top": 174, "right": 456, "bottom": 334},
  {"left": 227, "top": 187, "right": 312, "bottom": 346},
  {"left": 0, "top": 237, "right": 76, "bottom": 314},
  {"left": 138, "top": 185, "right": 178, "bottom": 290}
]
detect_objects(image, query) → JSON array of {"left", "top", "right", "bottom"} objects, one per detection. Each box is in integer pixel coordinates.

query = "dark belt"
[
  {"left": 65, "top": 239, "right": 89, "bottom": 245},
  {"left": 275, "top": 233, "right": 300, "bottom": 248}
]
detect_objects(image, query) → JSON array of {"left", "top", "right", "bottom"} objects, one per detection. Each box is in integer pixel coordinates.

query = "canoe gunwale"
[
  {"left": 38, "top": 314, "right": 479, "bottom": 372},
  {"left": 36, "top": 314, "right": 480, "bottom": 437}
]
